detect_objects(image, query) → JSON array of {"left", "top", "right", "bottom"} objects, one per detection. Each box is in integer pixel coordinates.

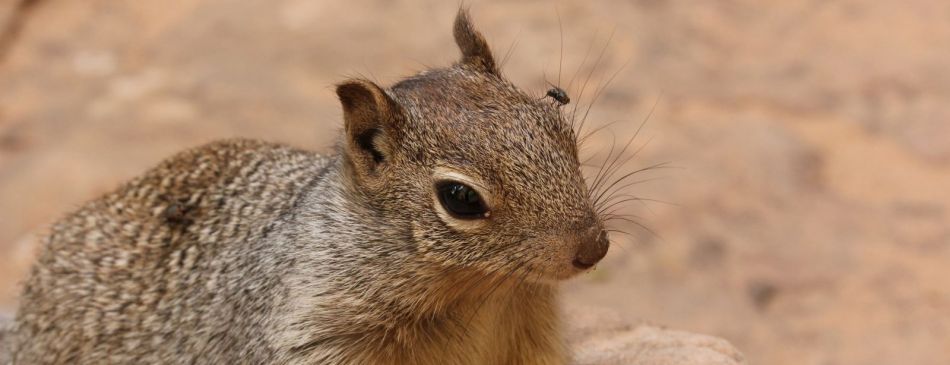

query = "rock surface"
[{"left": 566, "top": 308, "right": 746, "bottom": 365}]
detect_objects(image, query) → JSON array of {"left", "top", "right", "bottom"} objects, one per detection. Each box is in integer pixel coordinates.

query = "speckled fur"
[{"left": 10, "top": 10, "right": 606, "bottom": 365}]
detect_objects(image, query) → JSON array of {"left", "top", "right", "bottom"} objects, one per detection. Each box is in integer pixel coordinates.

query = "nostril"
[
  {"left": 573, "top": 230, "right": 609, "bottom": 269},
  {"left": 572, "top": 258, "right": 595, "bottom": 269}
]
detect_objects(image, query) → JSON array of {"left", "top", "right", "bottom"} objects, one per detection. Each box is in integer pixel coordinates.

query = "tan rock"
[{"left": 566, "top": 307, "right": 745, "bottom": 365}]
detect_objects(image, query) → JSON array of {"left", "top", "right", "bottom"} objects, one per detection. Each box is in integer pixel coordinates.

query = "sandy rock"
[{"left": 566, "top": 307, "right": 745, "bottom": 365}]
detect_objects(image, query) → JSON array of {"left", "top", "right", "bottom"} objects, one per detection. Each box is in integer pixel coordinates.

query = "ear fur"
[
  {"left": 335, "top": 79, "right": 403, "bottom": 176},
  {"left": 453, "top": 8, "right": 498, "bottom": 75}
]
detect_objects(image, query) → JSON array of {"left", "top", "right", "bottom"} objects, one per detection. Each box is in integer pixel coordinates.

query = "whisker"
[
  {"left": 576, "top": 59, "right": 630, "bottom": 139},
  {"left": 597, "top": 196, "right": 662, "bottom": 216},
  {"left": 570, "top": 29, "right": 615, "bottom": 128},
  {"left": 606, "top": 229, "right": 633, "bottom": 237},
  {"left": 586, "top": 132, "right": 621, "bottom": 199},
  {"left": 599, "top": 194, "right": 677, "bottom": 212},
  {"left": 578, "top": 120, "right": 623, "bottom": 145},
  {"left": 603, "top": 215, "right": 663, "bottom": 243},
  {"left": 594, "top": 161, "right": 674, "bottom": 208},
  {"left": 589, "top": 96, "right": 661, "bottom": 204},
  {"left": 596, "top": 176, "right": 668, "bottom": 206},
  {"left": 588, "top": 130, "right": 643, "bottom": 201},
  {"left": 565, "top": 30, "right": 599, "bottom": 101}
]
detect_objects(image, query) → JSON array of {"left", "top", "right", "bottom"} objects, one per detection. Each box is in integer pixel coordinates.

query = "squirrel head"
[{"left": 334, "top": 9, "right": 608, "bottom": 282}]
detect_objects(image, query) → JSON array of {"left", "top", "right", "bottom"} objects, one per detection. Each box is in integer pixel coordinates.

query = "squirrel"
[{"left": 9, "top": 9, "right": 612, "bottom": 364}]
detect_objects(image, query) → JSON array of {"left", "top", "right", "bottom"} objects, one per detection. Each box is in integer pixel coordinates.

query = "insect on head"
[{"left": 545, "top": 87, "right": 570, "bottom": 106}]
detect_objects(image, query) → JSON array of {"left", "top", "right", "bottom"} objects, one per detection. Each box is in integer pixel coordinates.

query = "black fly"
[{"left": 545, "top": 87, "right": 570, "bottom": 106}]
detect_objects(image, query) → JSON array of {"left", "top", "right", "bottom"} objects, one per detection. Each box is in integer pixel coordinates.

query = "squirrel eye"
[{"left": 435, "top": 181, "right": 489, "bottom": 219}]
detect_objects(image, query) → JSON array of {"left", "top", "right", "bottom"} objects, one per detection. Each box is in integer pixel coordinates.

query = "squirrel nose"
[{"left": 572, "top": 229, "right": 609, "bottom": 269}]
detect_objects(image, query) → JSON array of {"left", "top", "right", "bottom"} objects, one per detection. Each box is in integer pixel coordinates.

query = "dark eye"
[{"left": 435, "top": 181, "right": 489, "bottom": 219}]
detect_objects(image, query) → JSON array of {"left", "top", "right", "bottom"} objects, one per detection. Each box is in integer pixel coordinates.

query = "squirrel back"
[{"left": 12, "top": 140, "right": 330, "bottom": 363}]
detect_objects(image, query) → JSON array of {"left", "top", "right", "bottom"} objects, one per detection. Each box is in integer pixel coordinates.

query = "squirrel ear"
[
  {"left": 336, "top": 79, "right": 403, "bottom": 175},
  {"left": 453, "top": 8, "right": 498, "bottom": 75}
]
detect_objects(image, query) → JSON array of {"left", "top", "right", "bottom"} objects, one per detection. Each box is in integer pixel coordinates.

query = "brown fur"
[{"left": 10, "top": 9, "right": 609, "bottom": 364}]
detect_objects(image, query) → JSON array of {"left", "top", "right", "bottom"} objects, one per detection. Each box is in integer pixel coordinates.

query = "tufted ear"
[
  {"left": 336, "top": 79, "right": 403, "bottom": 177},
  {"left": 453, "top": 8, "right": 498, "bottom": 75}
]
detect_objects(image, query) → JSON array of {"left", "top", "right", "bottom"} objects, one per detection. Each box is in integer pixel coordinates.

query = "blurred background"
[{"left": 1, "top": 0, "right": 948, "bottom": 364}]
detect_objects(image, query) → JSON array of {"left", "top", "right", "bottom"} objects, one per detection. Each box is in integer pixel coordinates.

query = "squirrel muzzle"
[{"left": 572, "top": 228, "right": 610, "bottom": 269}]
